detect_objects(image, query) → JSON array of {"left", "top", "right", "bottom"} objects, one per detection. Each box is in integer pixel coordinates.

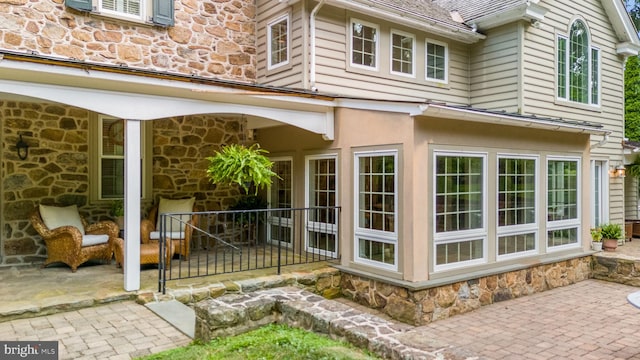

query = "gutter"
[
  {"left": 322, "top": 0, "right": 485, "bottom": 44},
  {"left": 419, "top": 103, "right": 608, "bottom": 136},
  {"left": 590, "top": 134, "right": 610, "bottom": 150}
]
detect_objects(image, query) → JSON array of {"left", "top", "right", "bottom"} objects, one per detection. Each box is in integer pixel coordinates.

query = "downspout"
[
  {"left": 590, "top": 133, "right": 610, "bottom": 150},
  {"left": 309, "top": 0, "right": 325, "bottom": 91}
]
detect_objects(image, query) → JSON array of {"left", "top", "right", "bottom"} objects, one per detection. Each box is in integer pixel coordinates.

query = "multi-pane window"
[
  {"left": 547, "top": 158, "right": 580, "bottom": 248},
  {"left": 497, "top": 157, "right": 537, "bottom": 258},
  {"left": 426, "top": 40, "right": 447, "bottom": 82},
  {"left": 355, "top": 151, "right": 397, "bottom": 269},
  {"left": 268, "top": 158, "right": 293, "bottom": 246},
  {"left": 434, "top": 153, "right": 485, "bottom": 269},
  {"left": 67, "top": 0, "right": 173, "bottom": 26},
  {"left": 557, "top": 20, "right": 600, "bottom": 105},
  {"left": 306, "top": 155, "right": 338, "bottom": 255},
  {"left": 268, "top": 15, "right": 289, "bottom": 70},
  {"left": 391, "top": 31, "right": 414, "bottom": 76},
  {"left": 101, "top": 118, "right": 125, "bottom": 199},
  {"left": 351, "top": 20, "right": 378, "bottom": 69},
  {"left": 101, "top": 0, "right": 141, "bottom": 16}
]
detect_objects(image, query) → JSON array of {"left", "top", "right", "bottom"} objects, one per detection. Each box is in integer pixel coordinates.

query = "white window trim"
[
  {"left": 432, "top": 151, "right": 487, "bottom": 272},
  {"left": 389, "top": 29, "right": 416, "bottom": 78},
  {"left": 353, "top": 150, "right": 398, "bottom": 271},
  {"left": 267, "top": 156, "right": 294, "bottom": 247},
  {"left": 304, "top": 154, "right": 339, "bottom": 258},
  {"left": 349, "top": 18, "right": 380, "bottom": 71},
  {"left": 546, "top": 156, "right": 582, "bottom": 252},
  {"left": 496, "top": 154, "right": 539, "bottom": 261},
  {"left": 96, "top": 0, "right": 149, "bottom": 23},
  {"left": 91, "top": 115, "right": 150, "bottom": 202},
  {"left": 555, "top": 20, "right": 600, "bottom": 107},
  {"left": 590, "top": 159, "right": 609, "bottom": 227},
  {"left": 425, "top": 38, "right": 448, "bottom": 84},
  {"left": 267, "top": 14, "right": 290, "bottom": 71}
]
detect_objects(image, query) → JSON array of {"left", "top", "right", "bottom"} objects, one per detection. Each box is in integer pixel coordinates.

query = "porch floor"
[{"left": 0, "top": 245, "right": 334, "bottom": 323}]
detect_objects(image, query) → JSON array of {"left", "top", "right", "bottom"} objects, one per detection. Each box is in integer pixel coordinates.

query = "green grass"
[{"left": 137, "top": 324, "right": 381, "bottom": 360}]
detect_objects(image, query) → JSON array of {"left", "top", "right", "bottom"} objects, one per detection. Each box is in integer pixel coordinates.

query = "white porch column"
[{"left": 124, "top": 119, "right": 142, "bottom": 291}]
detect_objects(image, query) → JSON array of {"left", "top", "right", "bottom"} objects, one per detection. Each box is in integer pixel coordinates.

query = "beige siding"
[
  {"left": 625, "top": 176, "right": 639, "bottom": 220},
  {"left": 469, "top": 24, "right": 521, "bottom": 112},
  {"left": 256, "top": 0, "right": 306, "bottom": 88},
  {"left": 521, "top": 0, "right": 626, "bottom": 224},
  {"left": 309, "top": 5, "right": 471, "bottom": 103}
]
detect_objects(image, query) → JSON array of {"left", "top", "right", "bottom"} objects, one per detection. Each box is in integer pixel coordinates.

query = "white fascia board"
[
  {"left": 419, "top": 104, "right": 609, "bottom": 136},
  {"left": 324, "top": 0, "right": 485, "bottom": 44},
  {"left": 0, "top": 55, "right": 334, "bottom": 112},
  {"left": 602, "top": 0, "right": 640, "bottom": 45},
  {"left": 0, "top": 78, "right": 334, "bottom": 138},
  {"left": 470, "top": 3, "right": 547, "bottom": 30}
]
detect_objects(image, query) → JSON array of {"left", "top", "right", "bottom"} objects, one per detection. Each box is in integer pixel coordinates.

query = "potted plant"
[
  {"left": 600, "top": 223, "right": 623, "bottom": 252},
  {"left": 590, "top": 227, "right": 603, "bottom": 251},
  {"left": 110, "top": 199, "right": 125, "bottom": 230},
  {"left": 206, "top": 143, "right": 277, "bottom": 195}
]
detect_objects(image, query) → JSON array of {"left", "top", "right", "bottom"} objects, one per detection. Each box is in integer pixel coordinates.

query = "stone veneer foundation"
[{"left": 341, "top": 256, "right": 592, "bottom": 326}]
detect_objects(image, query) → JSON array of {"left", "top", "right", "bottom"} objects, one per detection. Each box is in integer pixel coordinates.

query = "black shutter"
[
  {"left": 65, "top": 0, "right": 92, "bottom": 11},
  {"left": 153, "top": 0, "right": 175, "bottom": 26}
]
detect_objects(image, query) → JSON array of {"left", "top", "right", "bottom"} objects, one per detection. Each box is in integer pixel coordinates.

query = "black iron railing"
[{"left": 157, "top": 206, "right": 341, "bottom": 293}]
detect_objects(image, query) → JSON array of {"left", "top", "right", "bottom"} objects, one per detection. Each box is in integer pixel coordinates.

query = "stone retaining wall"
[
  {"left": 137, "top": 267, "right": 342, "bottom": 306},
  {"left": 341, "top": 256, "right": 592, "bottom": 326},
  {"left": 592, "top": 253, "right": 640, "bottom": 286}
]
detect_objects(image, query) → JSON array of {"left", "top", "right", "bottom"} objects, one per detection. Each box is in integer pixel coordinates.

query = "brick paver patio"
[{"left": 0, "top": 279, "right": 639, "bottom": 359}]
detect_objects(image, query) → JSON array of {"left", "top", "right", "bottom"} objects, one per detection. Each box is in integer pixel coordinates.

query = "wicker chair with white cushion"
[
  {"left": 30, "top": 204, "right": 118, "bottom": 272},
  {"left": 140, "top": 197, "right": 198, "bottom": 259}
]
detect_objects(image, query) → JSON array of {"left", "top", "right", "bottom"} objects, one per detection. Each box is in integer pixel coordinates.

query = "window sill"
[{"left": 554, "top": 98, "right": 602, "bottom": 113}]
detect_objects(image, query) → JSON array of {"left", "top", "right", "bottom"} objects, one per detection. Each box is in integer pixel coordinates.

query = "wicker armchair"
[
  {"left": 30, "top": 205, "right": 118, "bottom": 272},
  {"left": 141, "top": 198, "right": 198, "bottom": 259}
]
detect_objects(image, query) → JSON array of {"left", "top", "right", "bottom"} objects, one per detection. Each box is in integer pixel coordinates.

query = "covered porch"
[{"left": 0, "top": 50, "right": 336, "bottom": 291}]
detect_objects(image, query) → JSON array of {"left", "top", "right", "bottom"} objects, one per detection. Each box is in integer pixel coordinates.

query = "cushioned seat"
[
  {"left": 141, "top": 197, "right": 198, "bottom": 259},
  {"left": 30, "top": 204, "right": 118, "bottom": 272}
]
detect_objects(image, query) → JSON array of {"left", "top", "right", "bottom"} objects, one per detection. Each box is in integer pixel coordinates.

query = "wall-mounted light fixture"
[
  {"left": 613, "top": 165, "right": 626, "bottom": 178},
  {"left": 16, "top": 134, "right": 29, "bottom": 160}
]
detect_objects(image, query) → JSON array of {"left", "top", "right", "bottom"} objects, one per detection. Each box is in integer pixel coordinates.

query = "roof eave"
[
  {"left": 602, "top": 0, "right": 640, "bottom": 50},
  {"left": 468, "top": 2, "right": 548, "bottom": 31},
  {"left": 323, "top": 0, "right": 486, "bottom": 44},
  {"left": 418, "top": 104, "right": 607, "bottom": 136}
]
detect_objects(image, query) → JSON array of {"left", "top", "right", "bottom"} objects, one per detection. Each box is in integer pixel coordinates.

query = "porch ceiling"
[{"left": 0, "top": 54, "right": 336, "bottom": 140}]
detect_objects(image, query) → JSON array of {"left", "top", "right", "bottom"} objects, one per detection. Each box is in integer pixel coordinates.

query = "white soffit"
[{"left": 0, "top": 58, "right": 336, "bottom": 139}]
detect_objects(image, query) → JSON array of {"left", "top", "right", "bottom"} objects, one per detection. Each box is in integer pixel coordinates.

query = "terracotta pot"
[{"left": 603, "top": 238, "right": 618, "bottom": 252}]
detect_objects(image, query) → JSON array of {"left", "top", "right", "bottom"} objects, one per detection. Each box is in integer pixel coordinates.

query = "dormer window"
[
  {"left": 557, "top": 19, "right": 600, "bottom": 106},
  {"left": 350, "top": 19, "right": 378, "bottom": 70},
  {"left": 268, "top": 14, "right": 289, "bottom": 70}
]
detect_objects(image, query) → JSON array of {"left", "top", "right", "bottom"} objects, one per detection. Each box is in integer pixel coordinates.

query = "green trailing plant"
[
  {"left": 590, "top": 227, "right": 602, "bottom": 242},
  {"left": 206, "top": 143, "right": 277, "bottom": 194},
  {"left": 600, "top": 223, "right": 623, "bottom": 240}
]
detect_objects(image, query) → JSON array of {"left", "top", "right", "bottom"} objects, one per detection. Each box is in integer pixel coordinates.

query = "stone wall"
[
  {"left": 592, "top": 253, "right": 640, "bottom": 286},
  {"left": 341, "top": 257, "right": 592, "bottom": 326},
  {"left": 0, "top": 0, "right": 256, "bottom": 81},
  {"left": 1, "top": 100, "right": 244, "bottom": 265}
]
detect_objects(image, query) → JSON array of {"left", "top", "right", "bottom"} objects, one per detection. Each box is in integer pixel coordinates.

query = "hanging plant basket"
[{"left": 206, "top": 144, "right": 277, "bottom": 194}]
